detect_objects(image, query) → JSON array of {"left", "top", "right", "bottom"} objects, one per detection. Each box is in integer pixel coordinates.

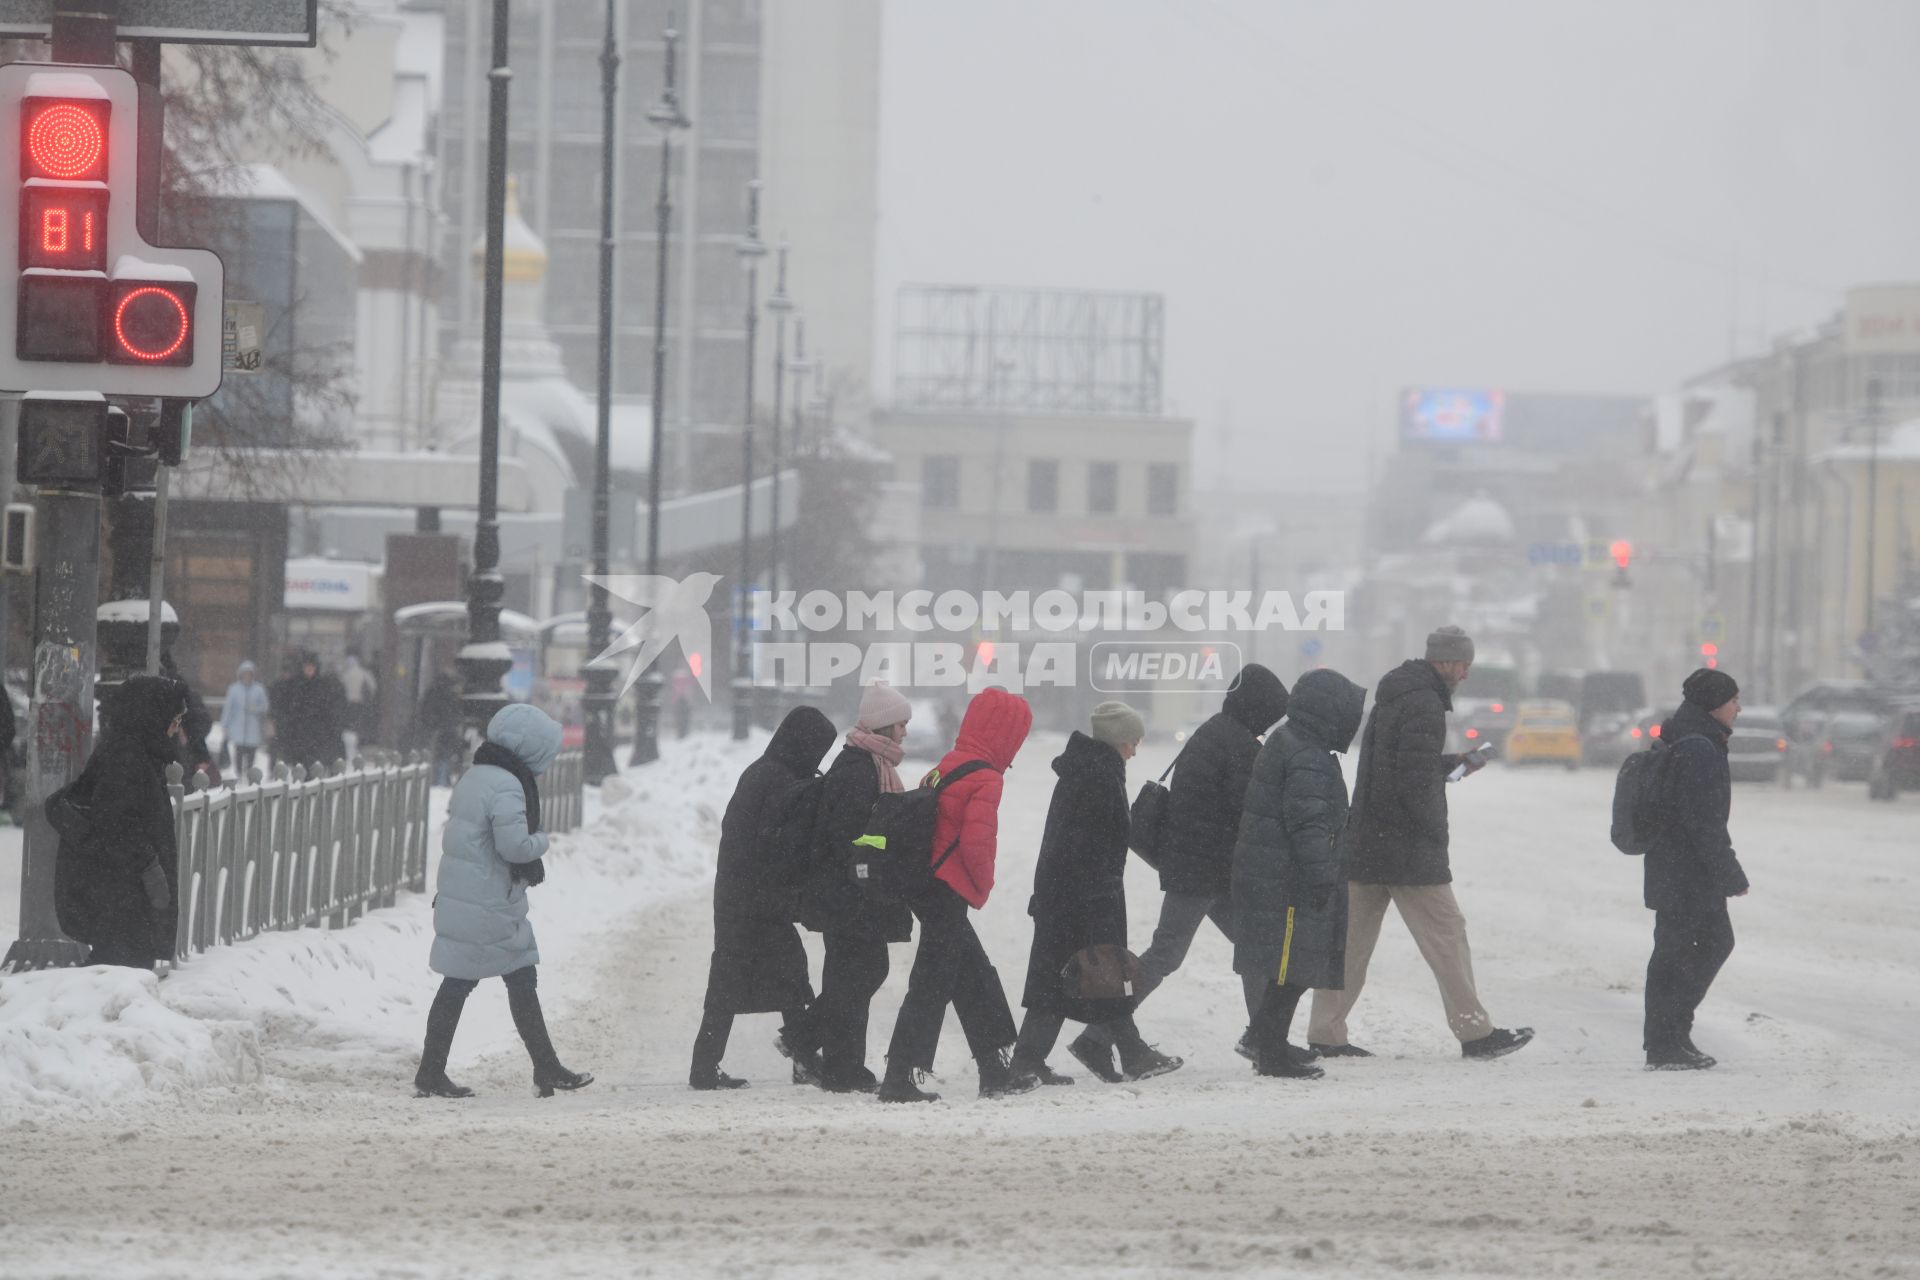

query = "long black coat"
[
  {"left": 799, "top": 743, "right": 912, "bottom": 943},
  {"left": 1157, "top": 664, "right": 1290, "bottom": 897},
  {"left": 54, "top": 678, "right": 185, "bottom": 961},
  {"left": 1021, "top": 731, "right": 1131, "bottom": 1018},
  {"left": 1343, "top": 659, "right": 1459, "bottom": 886},
  {"left": 704, "top": 706, "right": 837, "bottom": 1015},
  {"left": 275, "top": 671, "right": 350, "bottom": 772},
  {"left": 1232, "top": 670, "right": 1367, "bottom": 990},
  {"left": 1645, "top": 700, "right": 1750, "bottom": 912}
]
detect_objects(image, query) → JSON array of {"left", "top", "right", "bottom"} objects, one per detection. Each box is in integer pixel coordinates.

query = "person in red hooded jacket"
[{"left": 878, "top": 687, "right": 1037, "bottom": 1103}]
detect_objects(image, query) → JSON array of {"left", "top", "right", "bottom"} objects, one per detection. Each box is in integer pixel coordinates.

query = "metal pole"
[
  {"left": 145, "top": 459, "right": 170, "bottom": 674},
  {"left": 766, "top": 244, "right": 791, "bottom": 605},
  {"left": 460, "top": 0, "right": 514, "bottom": 736},
  {"left": 1865, "top": 378, "right": 1883, "bottom": 641},
  {"left": 630, "top": 16, "right": 689, "bottom": 767},
  {"left": 732, "top": 182, "right": 766, "bottom": 741},
  {"left": 1764, "top": 410, "right": 1785, "bottom": 699},
  {"left": 582, "top": 0, "right": 619, "bottom": 783},
  {"left": 1745, "top": 429, "right": 1762, "bottom": 682}
]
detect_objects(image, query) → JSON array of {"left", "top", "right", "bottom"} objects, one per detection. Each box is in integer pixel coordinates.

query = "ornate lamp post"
[
  {"left": 629, "top": 16, "right": 691, "bottom": 767},
  {"left": 582, "top": 0, "right": 620, "bottom": 783},
  {"left": 759, "top": 244, "right": 792, "bottom": 728},
  {"left": 732, "top": 182, "right": 767, "bottom": 741},
  {"left": 460, "top": 0, "right": 514, "bottom": 734}
]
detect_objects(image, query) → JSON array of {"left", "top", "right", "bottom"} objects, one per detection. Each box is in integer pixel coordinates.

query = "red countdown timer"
[
  {"left": 105, "top": 279, "right": 195, "bottom": 366},
  {"left": 20, "top": 97, "right": 109, "bottom": 182},
  {"left": 20, "top": 183, "right": 107, "bottom": 270}
]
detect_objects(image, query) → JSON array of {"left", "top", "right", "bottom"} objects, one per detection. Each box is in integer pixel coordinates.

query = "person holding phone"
[{"left": 1306, "top": 626, "right": 1534, "bottom": 1061}]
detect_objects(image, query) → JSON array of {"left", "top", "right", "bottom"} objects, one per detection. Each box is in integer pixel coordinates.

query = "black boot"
[
  {"left": 1461, "top": 1026, "right": 1535, "bottom": 1061},
  {"left": 1112, "top": 1019, "right": 1183, "bottom": 1082},
  {"left": 690, "top": 1008, "right": 747, "bottom": 1091},
  {"left": 878, "top": 1057, "right": 941, "bottom": 1103},
  {"left": 1010, "top": 1048, "right": 1074, "bottom": 1086},
  {"left": 774, "top": 1024, "right": 825, "bottom": 1087},
  {"left": 1255, "top": 1042, "right": 1326, "bottom": 1080},
  {"left": 415, "top": 979, "right": 475, "bottom": 1099},
  {"left": 976, "top": 1047, "right": 1040, "bottom": 1099},
  {"left": 507, "top": 976, "right": 594, "bottom": 1098},
  {"left": 1067, "top": 1032, "right": 1124, "bottom": 1084}
]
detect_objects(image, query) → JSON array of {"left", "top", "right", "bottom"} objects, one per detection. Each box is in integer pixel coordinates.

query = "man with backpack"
[{"left": 1639, "top": 668, "right": 1750, "bottom": 1070}]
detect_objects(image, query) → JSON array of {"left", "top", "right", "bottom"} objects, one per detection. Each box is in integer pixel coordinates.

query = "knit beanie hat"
[
  {"left": 1425, "top": 625, "right": 1475, "bottom": 664},
  {"left": 1681, "top": 667, "right": 1739, "bottom": 711},
  {"left": 856, "top": 681, "right": 913, "bottom": 731},
  {"left": 1090, "top": 700, "right": 1146, "bottom": 748}
]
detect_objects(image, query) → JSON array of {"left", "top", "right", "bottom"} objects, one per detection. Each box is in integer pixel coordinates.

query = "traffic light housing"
[
  {"left": 1610, "top": 539, "right": 1632, "bottom": 588},
  {"left": 0, "top": 64, "right": 222, "bottom": 398}
]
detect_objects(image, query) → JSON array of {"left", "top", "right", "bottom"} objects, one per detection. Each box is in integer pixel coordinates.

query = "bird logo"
[{"left": 584, "top": 572, "right": 723, "bottom": 699}]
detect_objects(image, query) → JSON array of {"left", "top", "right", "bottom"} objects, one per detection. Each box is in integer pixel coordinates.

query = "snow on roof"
[
  {"left": 223, "top": 163, "right": 363, "bottom": 264},
  {"left": 1818, "top": 418, "right": 1920, "bottom": 465},
  {"left": 110, "top": 256, "right": 194, "bottom": 284},
  {"left": 1420, "top": 495, "right": 1517, "bottom": 546},
  {"left": 97, "top": 599, "right": 179, "bottom": 625}
]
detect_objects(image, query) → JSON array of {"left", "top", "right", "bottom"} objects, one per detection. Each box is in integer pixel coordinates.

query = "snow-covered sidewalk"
[{"left": 1, "top": 732, "right": 1916, "bottom": 1278}]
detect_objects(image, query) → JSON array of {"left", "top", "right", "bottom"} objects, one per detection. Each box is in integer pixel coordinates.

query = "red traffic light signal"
[
  {"left": 21, "top": 95, "right": 108, "bottom": 182},
  {"left": 1610, "top": 540, "right": 1632, "bottom": 570},
  {"left": 107, "top": 279, "right": 195, "bottom": 365}
]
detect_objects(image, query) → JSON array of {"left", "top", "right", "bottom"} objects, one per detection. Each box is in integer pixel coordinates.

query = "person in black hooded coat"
[
  {"left": 1070, "top": 663, "right": 1289, "bottom": 1080},
  {"left": 52, "top": 676, "right": 190, "bottom": 968},
  {"left": 273, "top": 652, "right": 350, "bottom": 774},
  {"left": 689, "top": 705, "right": 838, "bottom": 1090},
  {"left": 1232, "top": 668, "right": 1367, "bottom": 1079},
  {"left": 1009, "top": 706, "right": 1140, "bottom": 1085}
]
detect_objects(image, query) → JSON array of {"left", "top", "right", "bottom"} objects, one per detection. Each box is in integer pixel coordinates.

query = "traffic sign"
[
  {"left": 1700, "top": 613, "right": 1725, "bottom": 644},
  {"left": 0, "top": 64, "right": 223, "bottom": 398},
  {"left": 0, "top": 1, "right": 317, "bottom": 47}
]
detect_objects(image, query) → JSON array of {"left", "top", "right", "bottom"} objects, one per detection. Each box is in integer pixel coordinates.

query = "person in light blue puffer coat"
[{"left": 413, "top": 703, "right": 593, "bottom": 1099}]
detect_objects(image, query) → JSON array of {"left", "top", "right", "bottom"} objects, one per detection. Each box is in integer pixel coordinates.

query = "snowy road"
[{"left": 3, "top": 734, "right": 1918, "bottom": 1278}]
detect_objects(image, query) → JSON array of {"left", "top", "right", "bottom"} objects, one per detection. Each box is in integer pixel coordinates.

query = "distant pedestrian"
[
  {"left": 340, "top": 653, "right": 378, "bottom": 754},
  {"left": 1070, "top": 663, "right": 1290, "bottom": 1081},
  {"left": 879, "top": 687, "right": 1036, "bottom": 1103},
  {"left": 418, "top": 667, "right": 465, "bottom": 786},
  {"left": 221, "top": 660, "right": 270, "bottom": 778},
  {"left": 273, "top": 651, "right": 349, "bottom": 774},
  {"left": 1641, "top": 669, "right": 1750, "bottom": 1070},
  {"left": 789, "top": 683, "right": 917, "bottom": 1092},
  {"left": 416, "top": 703, "right": 592, "bottom": 1099},
  {"left": 1307, "top": 626, "right": 1534, "bottom": 1060},
  {"left": 1010, "top": 701, "right": 1144, "bottom": 1086},
  {"left": 1233, "top": 669, "right": 1366, "bottom": 1080},
  {"left": 690, "top": 705, "right": 838, "bottom": 1090},
  {"left": 50, "top": 676, "right": 190, "bottom": 970}
]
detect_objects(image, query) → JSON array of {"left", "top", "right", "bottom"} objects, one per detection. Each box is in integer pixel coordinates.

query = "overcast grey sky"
[{"left": 874, "top": 0, "right": 1920, "bottom": 492}]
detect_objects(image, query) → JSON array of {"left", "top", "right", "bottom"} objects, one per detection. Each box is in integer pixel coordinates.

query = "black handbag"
[{"left": 1127, "top": 748, "right": 1184, "bottom": 870}]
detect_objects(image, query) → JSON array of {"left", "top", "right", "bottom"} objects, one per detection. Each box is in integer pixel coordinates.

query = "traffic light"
[
  {"left": 1610, "top": 539, "right": 1632, "bottom": 588},
  {"left": 1700, "top": 641, "right": 1719, "bottom": 671},
  {"left": 0, "top": 64, "right": 222, "bottom": 397}
]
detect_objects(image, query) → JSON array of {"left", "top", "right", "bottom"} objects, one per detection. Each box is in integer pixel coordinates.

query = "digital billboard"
[{"left": 1402, "top": 388, "right": 1505, "bottom": 444}]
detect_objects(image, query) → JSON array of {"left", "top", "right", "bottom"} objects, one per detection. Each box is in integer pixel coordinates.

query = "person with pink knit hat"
[{"left": 786, "top": 682, "right": 917, "bottom": 1091}]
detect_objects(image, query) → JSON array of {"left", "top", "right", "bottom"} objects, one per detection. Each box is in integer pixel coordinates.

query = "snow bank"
[
  {"left": 0, "top": 733, "right": 762, "bottom": 1114},
  {"left": 0, "top": 967, "right": 261, "bottom": 1114}
]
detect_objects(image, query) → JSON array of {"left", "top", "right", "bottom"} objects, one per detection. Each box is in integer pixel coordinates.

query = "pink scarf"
[{"left": 847, "top": 726, "right": 906, "bottom": 794}]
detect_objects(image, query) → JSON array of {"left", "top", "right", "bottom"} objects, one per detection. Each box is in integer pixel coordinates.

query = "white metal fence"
[{"left": 166, "top": 750, "right": 586, "bottom": 965}]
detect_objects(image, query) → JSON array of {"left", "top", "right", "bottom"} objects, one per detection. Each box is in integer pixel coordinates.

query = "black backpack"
[
  {"left": 1127, "top": 750, "right": 1182, "bottom": 871},
  {"left": 1610, "top": 741, "right": 1672, "bottom": 855},
  {"left": 849, "top": 760, "right": 994, "bottom": 902},
  {"left": 757, "top": 774, "right": 828, "bottom": 919}
]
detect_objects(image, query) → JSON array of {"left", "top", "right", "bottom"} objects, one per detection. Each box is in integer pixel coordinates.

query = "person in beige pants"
[{"left": 1307, "top": 627, "right": 1533, "bottom": 1060}]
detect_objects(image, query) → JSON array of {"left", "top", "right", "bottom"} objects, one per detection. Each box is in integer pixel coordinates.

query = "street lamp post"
[
  {"left": 761, "top": 244, "right": 792, "bottom": 728},
  {"left": 732, "top": 182, "right": 767, "bottom": 741},
  {"left": 629, "top": 16, "right": 691, "bottom": 767},
  {"left": 582, "top": 0, "right": 620, "bottom": 783},
  {"left": 460, "top": 0, "right": 514, "bottom": 735},
  {"left": 1865, "top": 376, "right": 1884, "bottom": 641}
]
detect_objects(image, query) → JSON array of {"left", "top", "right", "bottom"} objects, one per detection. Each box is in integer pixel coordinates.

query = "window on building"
[
  {"left": 1028, "top": 459, "right": 1059, "bottom": 513},
  {"left": 1088, "top": 461, "right": 1118, "bottom": 514},
  {"left": 1147, "top": 463, "right": 1179, "bottom": 516},
  {"left": 923, "top": 455, "right": 959, "bottom": 509}
]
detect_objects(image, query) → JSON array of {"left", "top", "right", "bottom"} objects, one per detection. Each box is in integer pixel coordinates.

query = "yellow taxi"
[{"left": 1504, "top": 699, "right": 1581, "bottom": 769}]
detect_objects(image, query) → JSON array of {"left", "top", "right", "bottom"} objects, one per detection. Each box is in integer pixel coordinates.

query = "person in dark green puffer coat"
[{"left": 1232, "top": 668, "right": 1367, "bottom": 1079}]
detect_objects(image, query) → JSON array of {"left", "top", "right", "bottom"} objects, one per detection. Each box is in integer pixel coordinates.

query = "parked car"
[
  {"left": 1450, "top": 697, "right": 1517, "bottom": 755},
  {"left": 1825, "top": 711, "right": 1889, "bottom": 783},
  {"left": 1725, "top": 706, "right": 1788, "bottom": 784},
  {"left": 1582, "top": 709, "right": 1657, "bottom": 768},
  {"left": 1783, "top": 712, "right": 1834, "bottom": 788},
  {"left": 1505, "top": 699, "right": 1581, "bottom": 769},
  {"left": 1867, "top": 703, "right": 1920, "bottom": 801}
]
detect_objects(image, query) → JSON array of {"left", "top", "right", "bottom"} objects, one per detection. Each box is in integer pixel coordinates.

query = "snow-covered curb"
[{"left": 1, "top": 732, "right": 762, "bottom": 1115}]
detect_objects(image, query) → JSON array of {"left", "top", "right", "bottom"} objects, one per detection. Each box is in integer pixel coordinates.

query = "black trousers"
[
  {"left": 88, "top": 939, "right": 156, "bottom": 970},
  {"left": 885, "top": 881, "right": 1016, "bottom": 1072},
  {"left": 420, "top": 965, "right": 562, "bottom": 1078},
  {"left": 1644, "top": 906, "right": 1735, "bottom": 1052},
  {"left": 794, "top": 933, "right": 890, "bottom": 1077},
  {"left": 1252, "top": 982, "right": 1308, "bottom": 1061}
]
